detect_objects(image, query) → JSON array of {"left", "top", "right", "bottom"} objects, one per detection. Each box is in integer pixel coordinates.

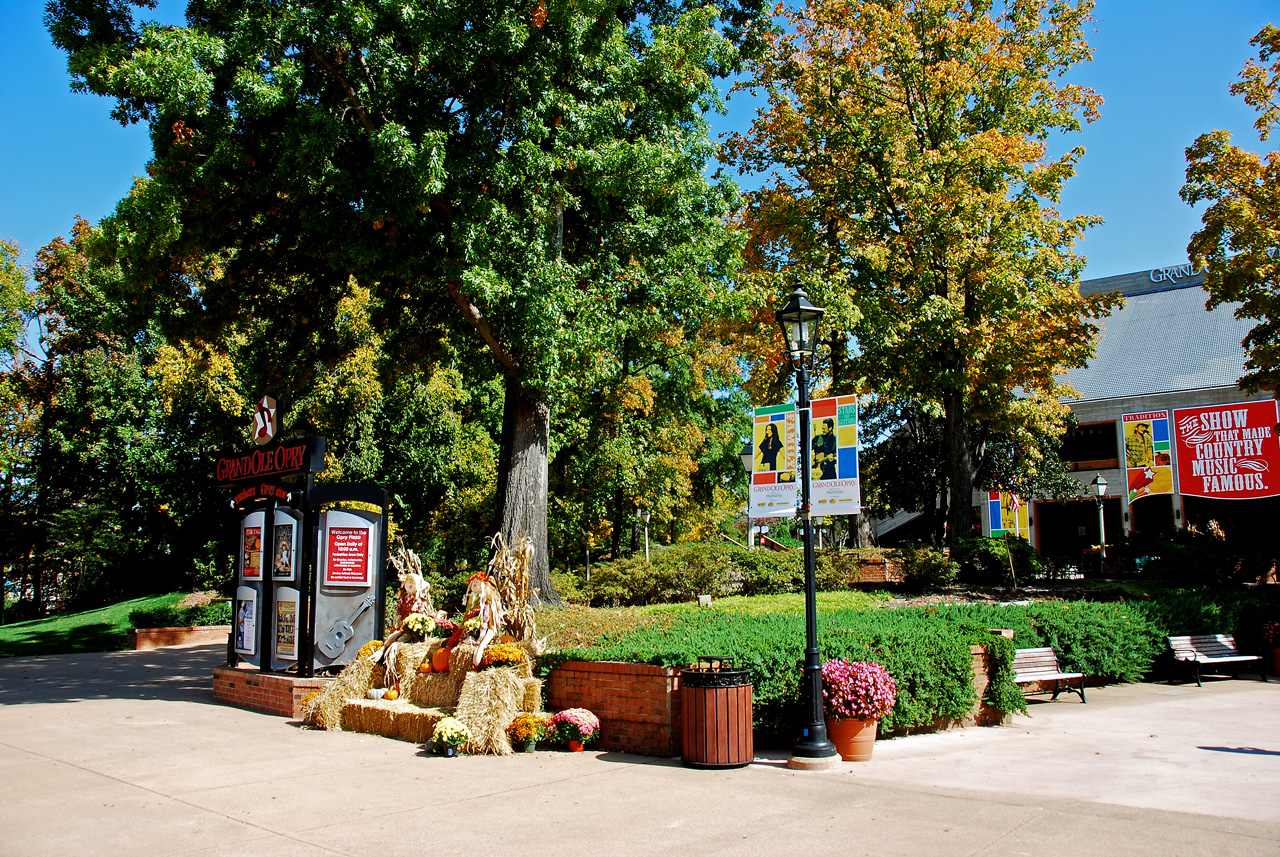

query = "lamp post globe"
[{"left": 775, "top": 286, "right": 838, "bottom": 769}]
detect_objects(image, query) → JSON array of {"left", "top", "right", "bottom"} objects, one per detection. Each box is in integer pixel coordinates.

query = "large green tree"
[
  {"left": 47, "top": 0, "right": 754, "bottom": 600},
  {"left": 1184, "top": 24, "right": 1280, "bottom": 394},
  {"left": 729, "top": 0, "right": 1116, "bottom": 545}
]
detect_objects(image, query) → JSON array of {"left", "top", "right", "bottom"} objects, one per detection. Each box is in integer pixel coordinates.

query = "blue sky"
[{"left": 1, "top": 1, "right": 1276, "bottom": 281}]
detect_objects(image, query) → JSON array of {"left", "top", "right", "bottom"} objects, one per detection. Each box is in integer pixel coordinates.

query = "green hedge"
[
  {"left": 547, "top": 607, "right": 1017, "bottom": 736},
  {"left": 129, "top": 593, "right": 231, "bottom": 628},
  {"left": 575, "top": 542, "right": 902, "bottom": 607}
]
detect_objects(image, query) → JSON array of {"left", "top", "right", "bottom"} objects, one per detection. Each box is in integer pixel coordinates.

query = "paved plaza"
[{"left": 1, "top": 643, "right": 1278, "bottom": 856}]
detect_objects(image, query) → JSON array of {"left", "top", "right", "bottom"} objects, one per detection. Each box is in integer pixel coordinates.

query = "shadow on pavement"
[{"left": 0, "top": 643, "right": 225, "bottom": 706}]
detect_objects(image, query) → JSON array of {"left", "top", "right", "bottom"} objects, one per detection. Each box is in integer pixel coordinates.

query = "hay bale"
[
  {"left": 455, "top": 667, "right": 526, "bottom": 755},
  {"left": 303, "top": 658, "right": 384, "bottom": 731},
  {"left": 342, "top": 700, "right": 448, "bottom": 743},
  {"left": 520, "top": 676, "right": 543, "bottom": 712}
]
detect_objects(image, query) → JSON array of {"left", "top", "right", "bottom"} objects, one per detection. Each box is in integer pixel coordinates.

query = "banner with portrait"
[
  {"left": 987, "top": 491, "right": 1029, "bottom": 539},
  {"left": 1122, "top": 411, "right": 1174, "bottom": 501},
  {"left": 809, "top": 395, "right": 861, "bottom": 515},
  {"left": 1173, "top": 400, "right": 1280, "bottom": 499},
  {"left": 750, "top": 403, "right": 798, "bottom": 518}
]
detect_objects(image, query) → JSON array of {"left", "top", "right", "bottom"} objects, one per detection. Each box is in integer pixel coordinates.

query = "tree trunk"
[
  {"left": 943, "top": 383, "right": 973, "bottom": 549},
  {"left": 495, "top": 378, "right": 561, "bottom": 606},
  {"left": 849, "top": 513, "right": 873, "bottom": 547}
]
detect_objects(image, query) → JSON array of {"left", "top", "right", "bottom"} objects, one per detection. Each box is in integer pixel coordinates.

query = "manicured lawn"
[{"left": 0, "top": 593, "right": 184, "bottom": 658}]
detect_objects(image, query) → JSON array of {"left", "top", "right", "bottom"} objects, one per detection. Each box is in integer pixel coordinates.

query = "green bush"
[
  {"left": 954, "top": 536, "right": 1043, "bottom": 586},
  {"left": 129, "top": 592, "right": 231, "bottom": 627},
  {"left": 549, "top": 607, "right": 1019, "bottom": 736},
  {"left": 1128, "top": 588, "right": 1280, "bottom": 653},
  {"left": 816, "top": 548, "right": 899, "bottom": 589},
  {"left": 899, "top": 542, "right": 958, "bottom": 591}
]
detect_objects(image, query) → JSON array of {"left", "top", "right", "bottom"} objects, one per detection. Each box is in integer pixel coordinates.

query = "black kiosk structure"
[{"left": 217, "top": 401, "right": 390, "bottom": 678}]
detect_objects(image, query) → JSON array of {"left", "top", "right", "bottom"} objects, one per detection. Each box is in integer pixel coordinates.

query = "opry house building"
[{"left": 993, "top": 263, "right": 1279, "bottom": 562}]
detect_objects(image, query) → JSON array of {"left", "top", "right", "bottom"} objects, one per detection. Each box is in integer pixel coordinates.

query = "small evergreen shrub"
[
  {"left": 954, "top": 536, "right": 1043, "bottom": 586},
  {"left": 899, "top": 542, "right": 958, "bottom": 591}
]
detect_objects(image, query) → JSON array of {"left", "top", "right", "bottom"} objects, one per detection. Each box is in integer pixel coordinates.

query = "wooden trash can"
[{"left": 681, "top": 656, "right": 753, "bottom": 769}]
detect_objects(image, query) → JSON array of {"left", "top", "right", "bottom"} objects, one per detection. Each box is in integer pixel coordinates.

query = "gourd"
[
  {"left": 384, "top": 686, "right": 400, "bottom": 701},
  {"left": 417, "top": 659, "right": 434, "bottom": 674}
]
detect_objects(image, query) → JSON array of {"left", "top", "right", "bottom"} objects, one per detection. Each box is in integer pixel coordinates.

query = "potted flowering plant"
[
  {"left": 548, "top": 708, "right": 600, "bottom": 751},
  {"left": 480, "top": 643, "right": 526, "bottom": 670},
  {"left": 506, "top": 713, "right": 548, "bottom": 752},
  {"left": 821, "top": 659, "right": 897, "bottom": 761},
  {"left": 430, "top": 717, "right": 471, "bottom": 757}
]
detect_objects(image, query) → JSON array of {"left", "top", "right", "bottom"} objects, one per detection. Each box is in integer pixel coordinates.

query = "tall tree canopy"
[
  {"left": 729, "top": 0, "right": 1116, "bottom": 545},
  {"left": 46, "top": 0, "right": 755, "bottom": 600},
  {"left": 1184, "top": 24, "right": 1280, "bottom": 395}
]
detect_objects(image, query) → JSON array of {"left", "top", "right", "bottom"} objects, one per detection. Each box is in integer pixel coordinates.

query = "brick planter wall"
[
  {"left": 129, "top": 625, "right": 232, "bottom": 650},
  {"left": 213, "top": 665, "right": 332, "bottom": 718},
  {"left": 852, "top": 558, "right": 903, "bottom": 583},
  {"left": 545, "top": 661, "right": 683, "bottom": 757},
  {"left": 547, "top": 645, "right": 1006, "bottom": 756}
]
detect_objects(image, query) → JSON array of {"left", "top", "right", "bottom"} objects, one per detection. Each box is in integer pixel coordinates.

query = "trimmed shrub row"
[
  {"left": 573, "top": 543, "right": 898, "bottom": 607},
  {"left": 544, "top": 589, "right": 1280, "bottom": 738}
]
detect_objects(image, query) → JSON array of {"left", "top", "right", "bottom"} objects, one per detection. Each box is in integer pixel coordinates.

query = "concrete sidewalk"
[{"left": 1, "top": 644, "right": 1278, "bottom": 857}]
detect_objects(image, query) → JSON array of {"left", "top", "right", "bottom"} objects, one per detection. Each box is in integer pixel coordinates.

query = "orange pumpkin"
[
  {"left": 384, "top": 686, "right": 400, "bottom": 701},
  {"left": 418, "top": 659, "right": 434, "bottom": 675},
  {"left": 431, "top": 646, "right": 452, "bottom": 673}
]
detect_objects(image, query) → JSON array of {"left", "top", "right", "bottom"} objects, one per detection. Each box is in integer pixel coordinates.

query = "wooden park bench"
[
  {"left": 1166, "top": 634, "right": 1267, "bottom": 687},
  {"left": 1012, "top": 646, "right": 1086, "bottom": 703}
]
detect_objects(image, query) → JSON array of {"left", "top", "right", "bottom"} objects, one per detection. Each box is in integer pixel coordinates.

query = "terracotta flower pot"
[
  {"left": 1270, "top": 647, "right": 1280, "bottom": 677},
  {"left": 568, "top": 740, "right": 584, "bottom": 752},
  {"left": 827, "top": 718, "right": 877, "bottom": 762}
]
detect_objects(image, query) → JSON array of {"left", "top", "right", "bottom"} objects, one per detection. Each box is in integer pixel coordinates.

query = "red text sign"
[
  {"left": 1173, "top": 401, "right": 1280, "bottom": 499},
  {"left": 325, "top": 527, "right": 371, "bottom": 586}
]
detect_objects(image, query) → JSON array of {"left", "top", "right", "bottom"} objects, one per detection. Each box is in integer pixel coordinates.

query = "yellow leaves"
[
  {"left": 618, "top": 375, "right": 656, "bottom": 415},
  {"left": 149, "top": 337, "right": 244, "bottom": 418}
]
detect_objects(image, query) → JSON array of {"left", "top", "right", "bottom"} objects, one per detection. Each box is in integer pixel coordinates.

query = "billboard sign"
[
  {"left": 1122, "top": 411, "right": 1174, "bottom": 501},
  {"left": 1173, "top": 400, "right": 1280, "bottom": 499}
]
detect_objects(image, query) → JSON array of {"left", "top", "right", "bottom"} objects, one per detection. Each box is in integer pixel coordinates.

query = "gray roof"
[{"left": 1060, "top": 274, "right": 1252, "bottom": 402}]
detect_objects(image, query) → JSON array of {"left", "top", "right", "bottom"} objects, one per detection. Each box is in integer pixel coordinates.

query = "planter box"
[
  {"left": 212, "top": 665, "right": 333, "bottom": 718},
  {"left": 546, "top": 646, "right": 1005, "bottom": 757},
  {"left": 129, "top": 625, "right": 232, "bottom": 650}
]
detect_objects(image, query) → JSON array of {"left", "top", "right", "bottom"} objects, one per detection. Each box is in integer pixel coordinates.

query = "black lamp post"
[
  {"left": 775, "top": 286, "right": 839, "bottom": 769},
  {"left": 1090, "top": 474, "right": 1108, "bottom": 574}
]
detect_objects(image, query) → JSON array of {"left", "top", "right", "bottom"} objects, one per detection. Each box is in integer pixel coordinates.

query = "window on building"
[{"left": 1060, "top": 421, "right": 1118, "bottom": 470}]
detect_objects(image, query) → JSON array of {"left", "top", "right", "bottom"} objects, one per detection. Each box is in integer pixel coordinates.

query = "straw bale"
[
  {"left": 455, "top": 667, "right": 526, "bottom": 755},
  {"left": 303, "top": 658, "right": 384, "bottom": 731},
  {"left": 520, "top": 676, "right": 543, "bottom": 712},
  {"left": 342, "top": 700, "right": 448, "bottom": 743}
]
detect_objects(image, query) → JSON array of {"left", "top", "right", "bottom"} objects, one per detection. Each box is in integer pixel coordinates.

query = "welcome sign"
[{"left": 1173, "top": 401, "right": 1280, "bottom": 499}]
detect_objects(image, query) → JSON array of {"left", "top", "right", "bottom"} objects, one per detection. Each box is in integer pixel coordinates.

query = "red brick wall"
[
  {"left": 129, "top": 626, "right": 231, "bottom": 650},
  {"left": 545, "top": 661, "right": 683, "bottom": 757},
  {"left": 213, "top": 666, "right": 332, "bottom": 718}
]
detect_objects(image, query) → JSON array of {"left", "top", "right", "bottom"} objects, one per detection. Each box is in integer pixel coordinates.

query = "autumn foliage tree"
[
  {"left": 1184, "top": 25, "right": 1280, "bottom": 394},
  {"left": 729, "top": 0, "right": 1117, "bottom": 545},
  {"left": 46, "top": 0, "right": 757, "bottom": 601}
]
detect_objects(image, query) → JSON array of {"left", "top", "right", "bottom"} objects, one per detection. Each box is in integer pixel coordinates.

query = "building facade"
[{"left": 992, "top": 264, "right": 1279, "bottom": 561}]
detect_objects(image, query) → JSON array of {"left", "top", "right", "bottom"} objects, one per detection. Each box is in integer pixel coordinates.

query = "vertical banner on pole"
[
  {"left": 234, "top": 585, "right": 257, "bottom": 659},
  {"left": 750, "top": 403, "right": 799, "bottom": 517},
  {"left": 809, "top": 395, "right": 861, "bottom": 515},
  {"left": 988, "top": 491, "right": 1029, "bottom": 538}
]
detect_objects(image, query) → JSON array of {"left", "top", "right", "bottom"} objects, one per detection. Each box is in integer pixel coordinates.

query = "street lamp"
[
  {"left": 636, "top": 508, "right": 651, "bottom": 563},
  {"left": 740, "top": 441, "right": 755, "bottom": 548},
  {"left": 1090, "top": 474, "right": 1108, "bottom": 574},
  {"left": 775, "top": 286, "right": 838, "bottom": 770}
]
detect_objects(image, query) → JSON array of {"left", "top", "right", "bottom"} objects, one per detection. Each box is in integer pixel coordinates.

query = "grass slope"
[{"left": 0, "top": 593, "right": 184, "bottom": 658}]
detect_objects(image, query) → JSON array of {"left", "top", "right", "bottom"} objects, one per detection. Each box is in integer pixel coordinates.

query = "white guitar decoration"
[{"left": 316, "top": 592, "right": 377, "bottom": 659}]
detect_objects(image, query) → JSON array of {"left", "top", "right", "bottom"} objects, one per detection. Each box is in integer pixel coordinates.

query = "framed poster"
[
  {"left": 320, "top": 510, "right": 376, "bottom": 588},
  {"left": 273, "top": 586, "right": 299, "bottom": 667},
  {"left": 233, "top": 585, "right": 257, "bottom": 656},
  {"left": 1122, "top": 411, "right": 1174, "bottom": 502},
  {"left": 240, "top": 510, "right": 264, "bottom": 582},
  {"left": 271, "top": 509, "right": 299, "bottom": 581}
]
